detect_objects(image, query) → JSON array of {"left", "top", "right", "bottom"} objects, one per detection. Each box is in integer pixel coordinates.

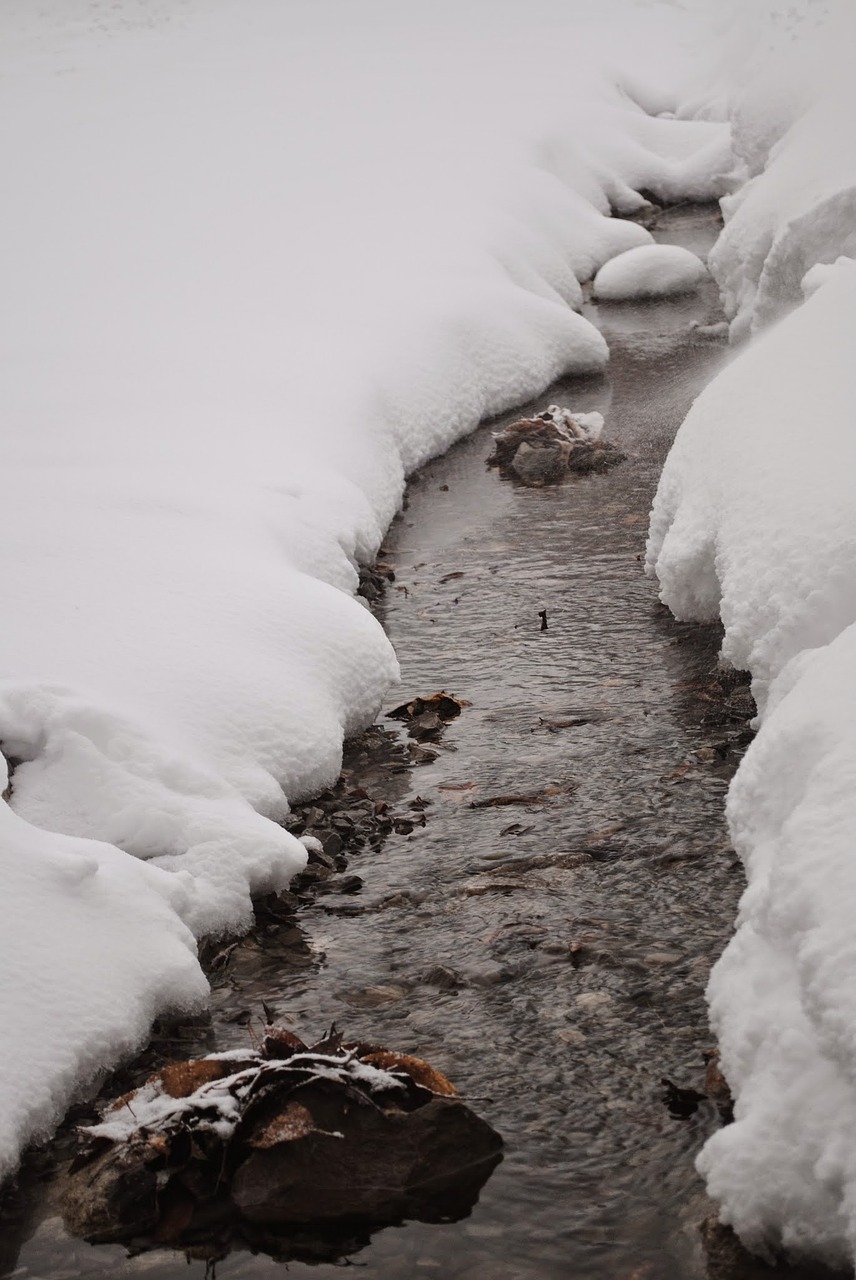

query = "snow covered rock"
[
  {"left": 592, "top": 244, "right": 709, "bottom": 300},
  {"left": 488, "top": 404, "right": 622, "bottom": 485}
]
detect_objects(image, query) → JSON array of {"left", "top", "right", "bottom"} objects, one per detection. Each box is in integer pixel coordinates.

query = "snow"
[
  {"left": 0, "top": 0, "right": 733, "bottom": 1179},
  {"left": 694, "top": 0, "right": 856, "bottom": 339},
  {"left": 647, "top": 0, "right": 856, "bottom": 1259},
  {"left": 0, "top": 751, "right": 208, "bottom": 1176},
  {"left": 650, "top": 220, "right": 856, "bottom": 1273},
  {"left": 592, "top": 244, "right": 709, "bottom": 300}
]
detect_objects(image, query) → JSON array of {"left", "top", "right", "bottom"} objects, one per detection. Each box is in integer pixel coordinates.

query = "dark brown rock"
[
  {"left": 62, "top": 1141, "right": 159, "bottom": 1243},
  {"left": 231, "top": 1096, "right": 502, "bottom": 1225}
]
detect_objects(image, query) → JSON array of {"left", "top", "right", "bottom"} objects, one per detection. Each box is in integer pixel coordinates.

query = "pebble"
[{"left": 574, "top": 991, "right": 613, "bottom": 1011}]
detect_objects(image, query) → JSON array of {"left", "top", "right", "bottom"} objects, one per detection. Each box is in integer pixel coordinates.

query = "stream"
[{"left": 2, "top": 206, "right": 768, "bottom": 1280}]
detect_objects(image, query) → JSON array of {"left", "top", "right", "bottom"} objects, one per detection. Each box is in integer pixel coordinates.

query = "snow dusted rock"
[
  {"left": 62, "top": 1031, "right": 502, "bottom": 1249},
  {"left": 510, "top": 441, "right": 567, "bottom": 486},
  {"left": 489, "top": 405, "right": 622, "bottom": 486},
  {"left": 592, "top": 244, "right": 709, "bottom": 301}
]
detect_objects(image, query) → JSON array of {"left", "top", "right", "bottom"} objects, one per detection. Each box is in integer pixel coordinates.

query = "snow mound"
[
  {"left": 699, "top": 623, "right": 856, "bottom": 1269},
  {"left": 0, "top": 752, "right": 208, "bottom": 1180},
  {"left": 592, "top": 244, "right": 709, "bottom": 300},
  {"left": 693, "top": 0, "right": 856, "bottom": 339},
  {"left": 647, "top": 204, "right": 856, "bottom": 1266}
]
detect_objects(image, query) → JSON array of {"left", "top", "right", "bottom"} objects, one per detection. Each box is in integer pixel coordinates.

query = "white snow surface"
[
  {"left": 592, "top": 243, "right": 709, "bottom": 300},
  {"left": 648, "top": 0, "right": 856, "bottom": 1258},
  {"left": 0, "top": 0, "right": 732, "bottom": 1177},
  {"left": 690, "top": 0, "right": 856, "bottom": 339}
]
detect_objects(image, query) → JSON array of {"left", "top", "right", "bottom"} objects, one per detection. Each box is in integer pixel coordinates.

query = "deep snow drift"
[
  {"left": 0, "top": 0, "right": 731, "bottom": 1176},
  {"left": 648, "top": 0, "right": 856, "bottom": 1264}
]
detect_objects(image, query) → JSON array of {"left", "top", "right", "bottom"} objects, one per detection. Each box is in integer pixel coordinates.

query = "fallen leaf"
[
  {"left": 262, "top": 1026, "right": 309, "bottom": 1061},
  {"left": 158, "top": 1059, "right": 230, "bottom": 1099},
  {"left": 360, "top": 1051, "right": 457, "bottom": 1097},
  {"left": 248, "top": 1102, "right": 317, "bottom": 1148},
  {"left": 470, "top": 785, "right": 570, "bottom": 809}
]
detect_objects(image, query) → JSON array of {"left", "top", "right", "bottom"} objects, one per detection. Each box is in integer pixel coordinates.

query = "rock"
[
  {"left": 61, "top": 1031, "right": 503, "bottom": 1256},
  {"left": 566, "top": 440, "right": 626, "bottom": 473},
  {"left": 510, "top": 441, "right": 567, "bottom": 486},
  {"left": 422, "top": 964, "right": 461, "bottom": 991},
  {"left": 62, "top": 1141, "right": 160, "bottom": 1243},
  {"left": 487, "top": 405, "right": 622, "bottom": 484},
  {"left": 388, "top": 692, "right": 467, "bottom": 742},
  {"left": 232, "top": 1095, "right": 502, "bottom": 1225}
]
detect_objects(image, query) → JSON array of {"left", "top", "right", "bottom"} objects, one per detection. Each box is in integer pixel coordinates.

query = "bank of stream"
[{"left": 1, "top": 207, "right": 806, "bottom": 1280}]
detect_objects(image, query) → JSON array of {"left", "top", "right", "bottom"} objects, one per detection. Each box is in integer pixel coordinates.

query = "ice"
[
  {"left": 0, "top": 0, "right": 733, "bottom": 1178},
  {"left": 592, "top": 244, "right": 709, "bottom": 300}
]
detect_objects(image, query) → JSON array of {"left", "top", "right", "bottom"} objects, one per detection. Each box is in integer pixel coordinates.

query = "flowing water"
[{"left": 2, "top": 207, "right": 768, "bottom": 1280}]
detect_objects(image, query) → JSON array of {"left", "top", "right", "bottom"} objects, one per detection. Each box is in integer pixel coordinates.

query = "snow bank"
[
  {"left": 0, "top": 0, "right": 730, "bottom": 1176},
  {"left": 651, "top": 244, "right": 856, "bottom": 1274},
  {"left": 689, "top": 0, "right": 856, "bottom": 339},
  {"left": 700, "top": 622, "right": 856, "bottom": 1268},
  {"left": 592, "top": 243, "right": 709, "bottom": 300},
  {"left": 0, "top": 754, "right": 208, "bottom": 1175},
  {"left": 648, "top": 0, "right": 856, "bottom": 1248}
]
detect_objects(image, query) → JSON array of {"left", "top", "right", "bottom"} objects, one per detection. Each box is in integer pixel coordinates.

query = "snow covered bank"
[
  {"left": 0, "top": 0, "right": 731, "bottom": 1177},
  {"left": 689, "top": 0, "right": 856, "bottom": 341},
  {"left": 648, "top": 1, "right": 856, "bottom": 1262}
]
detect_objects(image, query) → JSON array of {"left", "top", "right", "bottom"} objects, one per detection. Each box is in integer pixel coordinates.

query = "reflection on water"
[{"left": 2, "top": 208, "right": 754, "bottom": 1280}]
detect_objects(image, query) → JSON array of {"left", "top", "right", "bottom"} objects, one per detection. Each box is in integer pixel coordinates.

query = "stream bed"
[{"left": 2, "top": 207, "right": 773, "bottom": 1280}]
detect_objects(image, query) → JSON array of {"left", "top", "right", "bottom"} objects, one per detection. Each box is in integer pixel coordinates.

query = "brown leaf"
[
  {"left": 157, "top": 1059, "right": 230, "bottom": 1099},
  {"left": 439, "top": 571, "right": 465, "bottom": 583},
  {"left": 360, "top": 1051, "right": 457, "bottom": 1097},
  {"left": 469, "top": 785, "right": 570, "bottom": 809},
  {"left": 262, "top": 1025, "right": 309, "bottom": 1061},
  {"left": 388, "top": 691, "right": 467, "bottom": 723},
  {"left": 248, "top": 1101, "right": 316, "bottom": 1148}
]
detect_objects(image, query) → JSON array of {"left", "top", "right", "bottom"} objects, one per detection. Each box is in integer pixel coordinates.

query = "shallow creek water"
[{"left": 3, "top": 207, "right": 767, "bottom": 1280}]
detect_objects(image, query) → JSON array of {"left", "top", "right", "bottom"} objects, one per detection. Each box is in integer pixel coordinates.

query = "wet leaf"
[
  {"left": 360, "top": 1051, "right": 458, "bottom": 1097},
  {"left": 310, "top": 1024, "right": 344, "bottom": 1055},
  {"left": 248, "top": 1101, "right": 317, "bottom": 1148},
  {"left": 158, "top": 1060, "right": 230, "bottom": 1100},
  {"left": 470, "top": 785, "right": 571, "bottom": 809},
  {"left": 388, "top": 691, "right": 467, "bottom": 723},
  {"left": 261, "top": 1026, "right": 308, "bottom": 1061}
]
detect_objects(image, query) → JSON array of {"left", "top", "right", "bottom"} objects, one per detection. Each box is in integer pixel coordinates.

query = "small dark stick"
[{"left": 538, "top": 610, "right": 548, "bottom": 632}]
